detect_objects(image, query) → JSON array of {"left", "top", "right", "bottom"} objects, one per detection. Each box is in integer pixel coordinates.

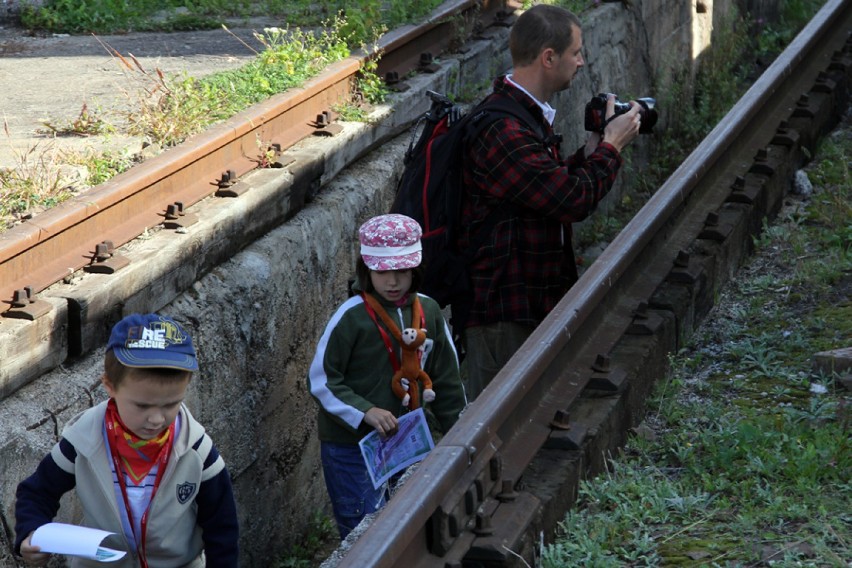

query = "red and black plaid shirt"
[{"left": 459, "top": 77, "right": 622, "bottom": 328}]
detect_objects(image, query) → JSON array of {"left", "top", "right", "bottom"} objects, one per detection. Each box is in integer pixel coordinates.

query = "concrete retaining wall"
[{"left": 0, "top": 1, "right": 740, "bottom": 565}]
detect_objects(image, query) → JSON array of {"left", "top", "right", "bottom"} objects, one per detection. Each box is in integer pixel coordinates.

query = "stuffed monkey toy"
[{"left": 363, "top": 294, "right": 435, "bottom": 410}]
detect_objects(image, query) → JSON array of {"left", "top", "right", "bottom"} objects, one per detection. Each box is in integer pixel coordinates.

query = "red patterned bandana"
[{"left": 105, "top": 399, "right": 175, "bottom": 486}]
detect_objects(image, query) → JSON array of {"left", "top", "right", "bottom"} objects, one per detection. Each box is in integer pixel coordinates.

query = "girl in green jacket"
[{"left": 307, "top": 214, "right": 466, "bottom": 539}]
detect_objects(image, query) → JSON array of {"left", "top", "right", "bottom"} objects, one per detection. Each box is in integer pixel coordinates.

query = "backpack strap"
[
  {"left": 468, "top": 95, "right": 556, "bottom": 147},
  {"left": 457, "top": 95, "right": 554, "bottom": 261}
]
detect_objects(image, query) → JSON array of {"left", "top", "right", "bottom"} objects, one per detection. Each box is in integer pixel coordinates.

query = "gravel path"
[{"left": 0, "top": 20, "right": 279, "bottom": 169}]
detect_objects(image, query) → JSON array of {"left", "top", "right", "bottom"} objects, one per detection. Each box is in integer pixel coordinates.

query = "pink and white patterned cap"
[{"left": 359, "top": 214, "right": 422, "bottom": 271}]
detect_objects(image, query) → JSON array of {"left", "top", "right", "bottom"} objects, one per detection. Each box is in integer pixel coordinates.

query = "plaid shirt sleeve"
[{"left": 471, "top": 108, "right": 621, "bottom": 225}]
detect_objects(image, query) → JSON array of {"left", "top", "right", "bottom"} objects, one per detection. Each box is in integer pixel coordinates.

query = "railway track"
[
  {"left": 0, "top": 0, "right": 848, "bottom": 564},
  {"left": 0, "top": 0, "right": 515, "bottom": 317},
  {"left": 330, "top": 1, "right": 852, "bottom": 566}
]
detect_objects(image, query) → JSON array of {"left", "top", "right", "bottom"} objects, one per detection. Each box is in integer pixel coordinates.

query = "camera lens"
[{"left": 635, "top": 98, "right": 658, "bottom": 133}]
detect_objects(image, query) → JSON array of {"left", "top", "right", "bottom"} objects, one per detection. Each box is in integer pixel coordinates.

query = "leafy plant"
[
  {"left": 277, "top": 511, "right": 336, "bottom": 568},
  {"left": 40, "top": 103, "right": 115, "bottom": 137},
  {"left": 355, "top": 41, "right": 389, "bottom": 106}
]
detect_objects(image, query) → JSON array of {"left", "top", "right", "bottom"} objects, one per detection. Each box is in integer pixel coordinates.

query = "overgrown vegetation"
[
  {"left": 543, "top": 121, "right": 851, "bottom": 563},
  {"left": 19, "top": 0, "right": 444, "bottom": 41},
  {"left": 119, "top": 21, "right": 352, "bottom": 148},
  {"left": 522, "top": 0, "right": 596, "bottom": 15},
  {"left": 0, "top": 137, "right": 78, "bottom": 221},
  {"left": 575, "top": 0, "right": 825, "bottom": 251},
  {"left": 545, "top": 0, "right": 849, "bottom": 563},
  {"left": 3, "top": 0, "right": 462, "bottom": 230},
  {"left": 1, "top": 10, "right": 386, "bottom": 230}
]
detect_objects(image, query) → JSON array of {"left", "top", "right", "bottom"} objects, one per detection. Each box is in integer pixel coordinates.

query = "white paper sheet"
[
  {"left": 359, "top": 407, "right": 435, "bottom": 489},
  {"left": 31, "top": 523, "right": 126, "bottom": 562}
]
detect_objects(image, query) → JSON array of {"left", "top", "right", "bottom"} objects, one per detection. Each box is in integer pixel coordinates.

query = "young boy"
[{"left": 15, "top": 313, "right": 239, "bottom": 568}]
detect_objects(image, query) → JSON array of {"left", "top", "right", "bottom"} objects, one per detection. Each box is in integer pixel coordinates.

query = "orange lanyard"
[
  {"left": 106, "top": 420, "right": 172, "bottom": 568},
  {"left": 361, "top": 293, "right": 426, "bottom": 371},
  {"left": 362, "top": 293, "right": 401, "bottom": 372}
]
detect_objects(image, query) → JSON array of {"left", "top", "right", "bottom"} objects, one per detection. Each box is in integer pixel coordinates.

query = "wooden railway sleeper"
[
  {"left": 465, "top": 492, "right": 541, "bottom": 567},
  {"left": 727, "top": 173, "right": 768, "bottom": 207},
  {"left": 429, "top": 441, "right": 503, "bottom": 555},
  {"left": 313, "top": 110, "right": 344, "bottom": 137},
  {"left": 586, "top": 353, "right": 628, "bottom": 393},
  {"left": 789, "top": 88, "right": 839, "bottom": 151},
  {"left": 741, "top": 134, "right": 802, "bottom": 227},
  {"left": 698, "top": 209, "right": 737, "bottom": 243},
  {"left": 771, "top": 120, "right": 801, "bottom": 148},
  {"left": 666, "top": 250, "right": 704, "bottom": 285},
  {"left": 492, "top": 9, "right": 517, "bottom": 28},
  {"left": 163, "top": 201, "right": 199, "bottom": 230},
  {"left": 822, "top": 45, "right": 852, "bottom": 107},
  {"left": 84, "top": 240, "right": 129, "bottom": 275},
  {"left": 3, "top": 286, "right": 51, "bottom": 321},
  {"left": 828, "top": 42, "right": 852, "bottom": 79},
  {"left": 626, "top": 301, "right": 665, "bottom": 335},
  {"left": 652, "top": 259, "right": 712, "bottom": 351},
  {"left": 749, "top": 146, "right": 778, "bottom": 177},
  {"left": 726, "top": 174, "right": 773, "bottom": 239}
]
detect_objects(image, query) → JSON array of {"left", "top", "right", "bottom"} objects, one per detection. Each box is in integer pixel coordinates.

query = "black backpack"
[{"left": 390, "top": 90, "right": 545, "bottom": 333}]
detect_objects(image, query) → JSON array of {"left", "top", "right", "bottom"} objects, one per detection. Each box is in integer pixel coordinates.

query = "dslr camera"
[{"left": 584, "top": 93, "right": 658, "bottom": 134}]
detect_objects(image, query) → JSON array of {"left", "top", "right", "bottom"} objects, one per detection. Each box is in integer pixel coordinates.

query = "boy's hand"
[
  {"left": 20, "top": 532, "right": 50, "bottom": 566},
  {"left": 364, "top": 407, "right": 399, "bottom": 438}
]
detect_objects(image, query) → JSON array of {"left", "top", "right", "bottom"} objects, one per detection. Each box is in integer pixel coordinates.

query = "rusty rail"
[
  {"left": 0, "top": 0, "right": 516, "bottom": 313},
  {"left": 336, "top": 0, "right": 852, "bottom": 565}
]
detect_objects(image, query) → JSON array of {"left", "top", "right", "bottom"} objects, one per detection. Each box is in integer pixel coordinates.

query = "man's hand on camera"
[{"left": 601, "top": 94, "right": 641, "bottom": 152}]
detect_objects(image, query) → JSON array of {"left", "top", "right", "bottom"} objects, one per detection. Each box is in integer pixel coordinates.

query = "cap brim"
[
  {"left": 362, "top": 251, "right": 421, "bottom": 271},
  {"left": 113, "top": 347, "right": 199, "bottom": 372}
]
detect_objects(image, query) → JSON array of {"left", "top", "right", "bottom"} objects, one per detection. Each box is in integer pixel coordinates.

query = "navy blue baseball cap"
[{"left": 107, "top": 313, "right": 198, "bottom": 372}]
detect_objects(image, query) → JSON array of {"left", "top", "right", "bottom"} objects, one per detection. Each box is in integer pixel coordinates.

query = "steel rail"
[
  {"left": 336, "top": 0, "right": 852, "bottom": 565},
  {"left": 0, "top": 0, "right": 513, "bottom": 311}
]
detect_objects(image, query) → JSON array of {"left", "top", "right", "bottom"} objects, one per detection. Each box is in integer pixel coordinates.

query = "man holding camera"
[{"left": 458, "top": 4, "right": 642, "bottom": 399}]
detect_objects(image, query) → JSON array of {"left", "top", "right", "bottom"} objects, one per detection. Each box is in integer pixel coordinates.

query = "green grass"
[
  {"left": 277, "top": 511, "right": 337, "bottom": 567},
  {"left": 3, "top": 0, "right": 463, "bottom": 230},
  {"left": 543, "top": 101, "right": 851, "bottom": 568},
  {"left": 120, "top": 21, "right": 353, "bottom": 148},
  {"left": 521, "top": 0, "right": 597, "bottom": 15},
  {"left": 19, "top": 0, "right": 445, "bottom": 42}
]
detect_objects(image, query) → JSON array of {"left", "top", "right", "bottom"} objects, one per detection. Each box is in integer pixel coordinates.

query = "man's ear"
[{"left": 541, "top": 47, "right": 556, "bottom": 67}]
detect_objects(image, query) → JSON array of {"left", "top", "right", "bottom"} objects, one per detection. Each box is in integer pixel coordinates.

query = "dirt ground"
[{"left": 0, "top": 18, "right": 282, "bottom": 169}]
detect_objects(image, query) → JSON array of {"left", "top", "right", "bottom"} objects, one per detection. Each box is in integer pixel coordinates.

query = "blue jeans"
[{"left": 321, "top": 442, "right": 387, "bottom": 539}]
